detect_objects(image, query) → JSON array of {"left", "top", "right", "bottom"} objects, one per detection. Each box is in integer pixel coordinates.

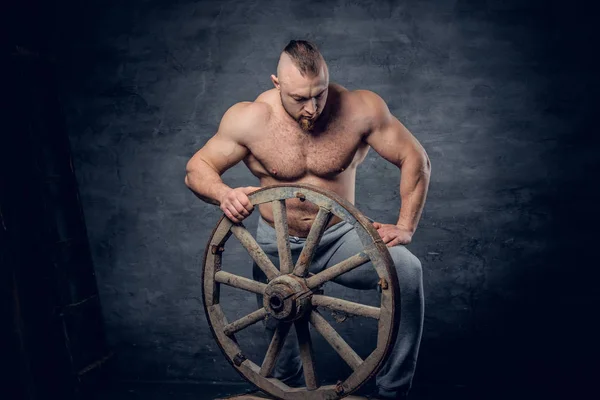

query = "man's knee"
[{"left": 389, "top": 247, "right": 422, "bottom": 287}]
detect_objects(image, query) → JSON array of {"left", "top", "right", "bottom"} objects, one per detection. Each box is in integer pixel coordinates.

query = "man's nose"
[{"left": 305, "top": 98, "right": 317, "bottom": 114}]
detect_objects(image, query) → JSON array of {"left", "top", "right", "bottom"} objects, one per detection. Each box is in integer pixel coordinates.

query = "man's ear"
[{"left": 270, "top": 74, "right": 280, "bottom": 90}]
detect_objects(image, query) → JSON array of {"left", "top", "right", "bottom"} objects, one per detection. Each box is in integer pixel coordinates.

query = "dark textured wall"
[{"left": 53, "top": 0, "right": 598, "bottom": 397}]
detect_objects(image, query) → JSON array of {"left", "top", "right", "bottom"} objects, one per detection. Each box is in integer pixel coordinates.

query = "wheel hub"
[{"left": 263, "top": 275, "right": 312, "bottom": 321}]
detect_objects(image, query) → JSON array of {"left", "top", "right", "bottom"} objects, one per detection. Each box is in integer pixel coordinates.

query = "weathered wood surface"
[
  {"left": 271, "top": 199, "right": 293, "bottom": 274},
  {"left": 293, "top": 207, "right": 333, "bottom": 277},
  {"left": 231, "top": 224, "right": 280, "bottom": 280},
  {"left": 312, "top": 295, "right": 380, "bottom": 320},
  {"left": 305, "top": 252, "right": 370, "bottom": 289}
]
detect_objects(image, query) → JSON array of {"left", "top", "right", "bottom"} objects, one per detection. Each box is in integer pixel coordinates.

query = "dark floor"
[
  {"left": 89, "top": 381, "right": 480, "bottom": 400},
  {"left": 91, "top": 381, "right": 256, "bottom": 400}
]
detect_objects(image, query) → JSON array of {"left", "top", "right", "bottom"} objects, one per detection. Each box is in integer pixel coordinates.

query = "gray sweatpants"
[{"left": 252, "top": 216, "right": 424, "bottom": 398}]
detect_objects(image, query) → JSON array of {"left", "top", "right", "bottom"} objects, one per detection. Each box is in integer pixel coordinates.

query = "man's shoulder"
[
  {"left": 220, "top": 96, "right": 273, "bottom": 139},
  {"left": 330, "top": 85, "right": 384, "bottom": 109},
  {"left": 240, "top": 89, "right": 279, "bottom": 122},
  {"left": 351, "top": 89, "right": 386, "bottom": 107},
  {"left": 329, "top": 86, "right": 389, "bottom": 126},
  {"left": 225, "top": 98, "right": 272, "bottom": 123},
  {"left": 350, "top": 89, "right": 392, "bottom": 126}
]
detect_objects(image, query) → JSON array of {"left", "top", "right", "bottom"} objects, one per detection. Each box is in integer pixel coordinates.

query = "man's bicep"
[
  {"left": 366, "top": 117, "right": 421, "bottom": 166},
  {"left": 362, "top": 92, "right": 423, "bottom": 166},
  {"left": 187, "top": 103, "right": 251, "bottom": 175},
  {"left": 192, "top": 134, "right": 248, "bottom": 174}
]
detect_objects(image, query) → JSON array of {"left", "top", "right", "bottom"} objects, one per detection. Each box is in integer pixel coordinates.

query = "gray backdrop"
[{"left": 54, "top": 0, "right": 597, "bottom": 397}]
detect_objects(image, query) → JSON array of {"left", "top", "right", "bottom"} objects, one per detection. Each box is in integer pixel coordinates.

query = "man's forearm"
[
  {"left": 397, "top": 152, "right": 431, "bottom": 232},
  {"left": 185, "top": 160, "right": 231, "bottom": 206}
]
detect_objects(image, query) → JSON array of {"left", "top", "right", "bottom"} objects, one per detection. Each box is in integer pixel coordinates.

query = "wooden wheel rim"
[{"left": 202, "top": 184, "right": 401, "bottom": 400}]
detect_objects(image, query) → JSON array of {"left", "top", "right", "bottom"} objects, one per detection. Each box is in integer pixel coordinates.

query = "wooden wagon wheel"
[{"left": 202, "top": 184, "right": 401, "bottom": 400}]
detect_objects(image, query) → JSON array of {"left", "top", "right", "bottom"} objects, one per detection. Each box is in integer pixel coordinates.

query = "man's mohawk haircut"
[{"left": 283, "top": 40, "right": 324, "bottom": 76}]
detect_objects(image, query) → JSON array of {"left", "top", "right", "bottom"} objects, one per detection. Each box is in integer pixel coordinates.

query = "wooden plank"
[
  {"left": 294, "top": 319, "right": 319, "bottom": 390},
  {"left": 293, "top": 207, "right": 332, "bottom": 277},
  {"left": 312, "top": 295, "right": 380, "bottom": 320},
  {"left": 305, "top": 252, "right": 370, "bottom": 289},
  {"left": 271, "top": 200, "right": 293, "bottom": 274},
  {"left": 231, "top": 225, "right": 280, "bottom": 281}
]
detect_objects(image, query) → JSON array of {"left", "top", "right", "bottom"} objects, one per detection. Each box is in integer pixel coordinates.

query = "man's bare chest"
[{"left": 246, "top": 118, "right": 366, "bottom": 180}]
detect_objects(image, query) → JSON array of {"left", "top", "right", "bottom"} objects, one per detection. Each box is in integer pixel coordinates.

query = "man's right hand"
[{"left": 219, "top": 186, "right": 261, "bottom": 223}]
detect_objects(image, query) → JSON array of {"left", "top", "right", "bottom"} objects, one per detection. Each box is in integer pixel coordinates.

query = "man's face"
[{"left": 276, "top": 62, "right": 329, "bottom": 132}]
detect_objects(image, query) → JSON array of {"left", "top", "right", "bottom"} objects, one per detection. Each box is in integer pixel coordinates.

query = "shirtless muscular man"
[{"left": 185, "top": 40, "right": 431, "bottom": 400}]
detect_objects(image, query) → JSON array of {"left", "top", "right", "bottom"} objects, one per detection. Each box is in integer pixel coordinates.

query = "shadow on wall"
[{"left": 410, "top": 1, "right": 598, "bottom": 398}]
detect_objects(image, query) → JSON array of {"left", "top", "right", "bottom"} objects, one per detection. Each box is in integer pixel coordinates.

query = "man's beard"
[
  {"left": 281, "top": 95, "right": 318, "bottom": 132},
  {"left": 299, "top": 116, "right": 315, "bottom": 131}
]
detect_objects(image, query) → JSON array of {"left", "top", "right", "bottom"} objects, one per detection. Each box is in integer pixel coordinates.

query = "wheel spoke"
[
  {"left": 271, "top": 200, "right": 293, "bottom": 274},
  {"left": 260, "top": 322, "right": 292, "bottom": 377},
  {"left": 294, "top": 318, "right": 319, "bottom": 390},
  {"left": 215, "top": 271, "right": 267, "bottom": 295},
  {"left": 309, "top": 310, "right": 363, "bottom": 371},
  {"left": 293, "top": 207, "right": 333, "bottom": 277},
  {"left": 305, "top": 252, "right": 370, "bottom": 289},
  {"left": 312, "top": 295, "right": 380, "bottom": 319},
  {"left": 231, "top": 224, "right": 280, "bottom": 281},
  {"left": 223, "top": 308, "right": 268, "bottom": 336}
]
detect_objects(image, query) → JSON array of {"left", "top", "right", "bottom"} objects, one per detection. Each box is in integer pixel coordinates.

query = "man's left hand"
[{"left": 372, "top": 222, "right": 414, "bottom": 246}]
